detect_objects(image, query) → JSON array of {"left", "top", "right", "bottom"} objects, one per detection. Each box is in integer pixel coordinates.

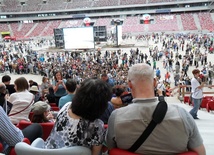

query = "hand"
[
  {"left": 157, "top": 89, "right": 163, "bottom": 96},
  {"left": 47, "top": 112, "right": 54, "bottom": 120}
]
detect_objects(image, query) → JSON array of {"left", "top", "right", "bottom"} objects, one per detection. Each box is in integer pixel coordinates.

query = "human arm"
[
  {"left": 91, "top": 145, "right": 103, "bottom": 155},
  {"left": 0, "top": 107, "right": 24, "bottom": 147},
  {"left": 179, "top": 108, "right": 206, "bottom": 155},
  {"left": 106, "top": 110, "right": 117, "bottom": 149},
  {"left": 189, "top": 145, "right": 206, "bottom": 155}
]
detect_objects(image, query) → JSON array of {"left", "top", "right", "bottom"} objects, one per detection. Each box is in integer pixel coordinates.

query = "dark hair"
[
  {"left": 66, "top": 79, "right": 76, "bottom": 93},
  {"left": 112, "top": 86, "right": 125, "bottom": 97},
  {"left": 54, "top": 71, "right": 63, "bottom": 81},
  {"left": 14, "top": 77, "right": 29, "bottom": 92},
  {"left": 71, "top": 79, "right": 112, "bottom": 121},
  {"left": 2, "top": 75, "right": 11, "bottom": 83},
  {"left": 31, "top": 114, "right": 49, "bottom": 123}
]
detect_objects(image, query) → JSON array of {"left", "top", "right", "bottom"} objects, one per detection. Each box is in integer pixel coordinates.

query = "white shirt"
[
  {"left": 191, "top": 78, "right": 203, "bottom": 99},
  {"left": 8, "top": 90, "right": 34, "bottom": 124}
]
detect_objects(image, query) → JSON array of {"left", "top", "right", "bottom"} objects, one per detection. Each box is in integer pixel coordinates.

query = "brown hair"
[
  {"left": 14, "top": 77, "right": 29, "bottom": 92},
  {"left": 192, "top": 69, "right": 200, "bottom": 75}
]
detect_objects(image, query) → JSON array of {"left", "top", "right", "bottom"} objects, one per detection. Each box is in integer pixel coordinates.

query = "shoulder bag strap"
[
  {"left": 9, "top": 96, "right": 34, "bottom": 117},
  {"left": 128, "top": 97, "right": 168, "bottom": 152}
]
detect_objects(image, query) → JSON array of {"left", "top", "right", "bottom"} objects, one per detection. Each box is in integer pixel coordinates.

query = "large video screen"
[{"left": 63, "top": 27, "right": 94, "bottom": 49}]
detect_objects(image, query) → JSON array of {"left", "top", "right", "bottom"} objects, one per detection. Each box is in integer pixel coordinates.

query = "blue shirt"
[
  {"left": 58, "top": 94, "right": 74, "bottom": 109},
  {"left": 52, "top": 79, "right": 67, "bottom": 97}
]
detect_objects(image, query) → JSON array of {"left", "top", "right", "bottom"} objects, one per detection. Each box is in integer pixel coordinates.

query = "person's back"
[{"left": 106, "top": 63, "right": 205, "bottom": 155}]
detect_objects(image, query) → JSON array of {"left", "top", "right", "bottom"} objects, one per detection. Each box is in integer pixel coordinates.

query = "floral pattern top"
[{"left": 45, "top": 102, "right": 105, "bottom": 149}]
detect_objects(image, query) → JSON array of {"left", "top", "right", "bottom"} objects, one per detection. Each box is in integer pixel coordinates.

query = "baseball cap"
[{"left": 31, "top": 101, "right": 50, "bottom": 115}]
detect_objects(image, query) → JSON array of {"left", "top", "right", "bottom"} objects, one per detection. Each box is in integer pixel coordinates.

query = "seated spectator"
[
  {"left": 45, "top": 78, "right": 112, "bottom": 155},
  {"left": 31, "top": 101, "right": 54, "bottom": 123},
  {"left": 2, "top": 75, "right": 16, "bottom": 95},
  {"left": 45, "top": 87, "right": 56, "bottom": 104},
  {"left": 58, "top": 79, "right": 76, "bottom": 109},
  {"left": 29, "top": 86, "right": 42, "bottom": 102},
  {"left": 40, "top": 76, "right": 50, "bottom": 98},
  {"left": 0, "top": 106, "right": 43, "bottom": 155},
  {"left": 111, "top": 85, "right": 125, "bottom": 109},
  {"left": 99, "top": 101, "right": 114, "bottom": 124},
  {"left": 8, "top": 77, "right": 34, "bottom": 124},
  {"left": 106, "top": 63, "right": 205, "bottom": 155},
  {"left": 29, "top": 80, "right": 39, "bottom": 88}
]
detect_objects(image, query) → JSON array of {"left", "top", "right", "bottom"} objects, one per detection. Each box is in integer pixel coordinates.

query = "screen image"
[{"left": 63, "top": 27, "right": 94, "bottom": 49}]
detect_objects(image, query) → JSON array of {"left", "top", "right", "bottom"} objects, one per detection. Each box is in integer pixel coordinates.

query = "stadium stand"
[
  {"left": 41, "top": 0, "right": 67, "bottom": 11},
  {"left": 120, "top": 0, "right": 147, "bottom": 5},
  {"left": 94, "top": 18, "right": 112, "bottom": 29},
  {"left": 22, "top": 0, "right": 43, "bottom": 12},
  {"left": 40, "top": 20, "right": 61, "bottom": 36},
  {"left": 148, "top": 14, "right": 179, "bottom": 32},
  {"left": 122, "top": 16, "right": 145, "bottom": 33},
  {"left": 0, "top": 23, "right": 10, "bottom": 32},
  {"left": 58, "top": 20, "right": 83, "bottom": 28},
  {"left": 10, "top": 23, "right": 34, "bottom": 39},
  {"left": 180, "top": 13, "right": 197, "bottom": 30},
  {"left": 27, "top": 21, "right": 49, "bottom": 37},
  {"left": 66, "top": 0, "right": 93, "bottom": 9},
  {"left": 1, "top": 0, "right": 21, "bottom": 12},
  {"left": 93, "top": 0, "right": 119, "bottom": 7},
  {"left": 198, "top": 12, "right": 214, "bottom": 32}
]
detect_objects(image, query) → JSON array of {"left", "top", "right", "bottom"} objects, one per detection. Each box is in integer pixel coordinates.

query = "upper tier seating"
[
  {"left": 66, "top": 0, "right": 92, "bottom": 9},
  {"left": 2, "top": 0, "right": 21, "bottom": 12},
  {"left": 93, "top": 0, "right": 119, "bottom": 7},
  {"left": 58, "top": 20, "right": 83, "bottom": 28},
  {"left": 180, "top": 13, "right": 197, "bottom": 30},
  {"left": 120, "top": 0, "right": 147, "bottom": 5},
  {"left": 22, "top": 0, "right": 43, "bottom": 12},
  {"left": 148, "top": 14, "right": 178, "bottom": 31},
  {"left": 41, "top": 0, "right": 66, "bottom": 11}
]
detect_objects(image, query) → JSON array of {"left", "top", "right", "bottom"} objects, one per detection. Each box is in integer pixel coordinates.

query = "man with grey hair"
[{"left": 106, "top": 63, "right": 205, "bottom": 155}]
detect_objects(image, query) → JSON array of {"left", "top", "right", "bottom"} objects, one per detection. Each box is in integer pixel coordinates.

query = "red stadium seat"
[
  {"left": 109, "top": 148, "right": 198, "bottom": 155},
  {"left": 9, "top": 138, "right": 30, "bottom": 155},
  {"left": 206, "top": 100, "right": 214, "bottom": 112},
  {"left": 0, "top": 142, "right": 3, "bottom": 152},
  {"left": 184, "top": 96, "right": 190, "bottom": 104},
  {"left": 200, "top": 98, "right": 209, "bottom": 109},
  {"left": 51, "top": 106, "right": 60, "bottom": 111},
  {"left": 17, "top": 120, "right": 54, "bottom": 140}
]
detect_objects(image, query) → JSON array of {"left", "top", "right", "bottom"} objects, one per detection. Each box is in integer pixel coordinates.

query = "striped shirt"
[{"left": 0, "top": 107, "right": 24, "bottom": 155}]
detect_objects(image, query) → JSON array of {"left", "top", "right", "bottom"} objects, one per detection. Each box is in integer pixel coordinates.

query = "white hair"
[{"left": 128, "top": 63, "right": 154, "bottom": 85}]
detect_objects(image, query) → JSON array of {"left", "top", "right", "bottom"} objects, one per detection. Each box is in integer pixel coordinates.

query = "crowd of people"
[{"left": 0, "top": 32, "right": 213, "bottom": 155}]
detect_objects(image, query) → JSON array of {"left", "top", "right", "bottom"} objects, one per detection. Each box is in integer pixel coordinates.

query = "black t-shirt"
[{"left": 6, "top": 84, "right": 16, "bottom": 95}]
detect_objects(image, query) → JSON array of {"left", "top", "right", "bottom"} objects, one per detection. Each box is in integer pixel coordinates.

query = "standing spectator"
[
  {"left": 106, "top": 63, "right": 205, "bottom": 155},
  {"left": 52, "top": 71, "right": 67, "bottom": 106},
  {"left": 58, "top": 79, "right": 77, "bottom": 109},
  {"left": 189, "top": 69, "right": 205, "bottom": 119},
  {"left": 2, "top": 75, "right": 16, "bottom": 95},
  {"left": 101, "top": 73, "right": 114, "bottom": 87}
]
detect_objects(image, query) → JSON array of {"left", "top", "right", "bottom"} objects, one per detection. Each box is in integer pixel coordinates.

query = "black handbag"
[{"left": 128, "top": 96, "right": 168, "bottom": 152}]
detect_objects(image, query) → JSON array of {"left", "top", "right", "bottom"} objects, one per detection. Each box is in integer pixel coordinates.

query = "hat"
[
  {"left": 29, "top": 86, "right": 39, "bottom": 92},
  {"left": 31, "top": 101, "right": 50, "bottom": 115}
]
